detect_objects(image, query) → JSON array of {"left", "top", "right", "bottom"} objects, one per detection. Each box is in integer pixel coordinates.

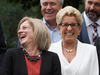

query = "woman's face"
[
  {"left": 18, "top": 21, "right": 34, "bottom": 46},
  {"left": 58, "top": 15, "right": 81, "bottom": 44}
]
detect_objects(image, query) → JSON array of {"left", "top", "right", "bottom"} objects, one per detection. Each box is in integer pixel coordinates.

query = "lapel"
[
  {"left": 78, "top": 12, "right": 90, "bottom": 44},
  {"left": 40, "top": 51, "right": 53, "bottom": 75},
  {"left": 40, "top": 51, "right": 50, "bottom": 75},
  {"left": 18, "top": 48, "right": 28, "bottom": 75},
  {"left": 72, "top": 40, "right": 85, "bottom": 75},
  {"left": 40, "top": 51, "right": 45, "bottom": 75}
]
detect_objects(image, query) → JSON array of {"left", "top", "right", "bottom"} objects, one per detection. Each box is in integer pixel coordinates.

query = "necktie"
[{"left": 93, "top": 23, "right": 98, "bottom": 44}]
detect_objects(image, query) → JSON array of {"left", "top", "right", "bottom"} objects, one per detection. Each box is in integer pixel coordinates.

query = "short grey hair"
[{"left": 40, "top": 0, "right": 64, "bottom": 6}]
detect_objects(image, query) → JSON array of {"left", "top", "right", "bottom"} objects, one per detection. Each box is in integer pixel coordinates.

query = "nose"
[
  {"left": 67, "top": 25, "right": 72, "bottom": 30},
  {"left": 90, "top": 4, "right": 95, "bottom": 10},
  {"left": 18, "top": 28, "right": 23, "bottom": 34},
  {"left": 46, "top": 4, "right": 52, "bottom": 9}
]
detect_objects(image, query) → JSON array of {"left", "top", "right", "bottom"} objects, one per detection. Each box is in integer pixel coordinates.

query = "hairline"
[{"left": 40, "top": 0, "right": 64, "bottom": 6}]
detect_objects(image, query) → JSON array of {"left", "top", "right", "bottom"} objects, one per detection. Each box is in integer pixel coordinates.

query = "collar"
[
  {"left": 42, "top": 17, "right": 50, "bottom": 27},
  {"left": 84, "top": 11, "right": 100, "bottom": 26},
  {"left": 42, "top": 17, "right": 58, "bottom": 30}
]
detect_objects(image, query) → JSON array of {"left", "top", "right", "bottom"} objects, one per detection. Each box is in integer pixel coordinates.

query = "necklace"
[
  {"left": 22, "top": 48, "right": 42, "bottom": 62},
  {"left": 62, "top": 45, "right": 77, "bottom": 52}
]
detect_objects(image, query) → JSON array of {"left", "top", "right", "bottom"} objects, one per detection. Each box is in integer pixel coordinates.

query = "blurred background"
[{"left": 0, "top": 0, "right": 85, "bottom": 49}]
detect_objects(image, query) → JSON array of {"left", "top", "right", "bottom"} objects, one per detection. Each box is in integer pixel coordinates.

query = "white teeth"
[
  {"left": 46, "top": 12, "right": 52, "bottom": 14},
  {"left": 20, "top": 35, "right": 25, "bottom": 38},
  {"left": 66, "top": 33, "right": 73, "bottom": 35}
]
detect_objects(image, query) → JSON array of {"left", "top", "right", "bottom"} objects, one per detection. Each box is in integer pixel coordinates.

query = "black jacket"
[{"left": 1, "top": 48, "right": 61, "bottom": 75}]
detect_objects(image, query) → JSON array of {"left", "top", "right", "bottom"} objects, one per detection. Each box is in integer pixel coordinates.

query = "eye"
[
  {"left": 42, "top": 2, "right": 48, "bottom": 6},
  {"left": 71, "top": 23, "right": 76, "bottom": 27},
  {"left": 88, "top": 1, "right": 92, "bottom": 5},
  {"left": 23, "top": 26, "right": 27, "bottom": 29},
  {"left": 62, "top": 23, "right": 68, "bottom": 26},
  {"left": 50, "top": 2, "right": 56, "bottom": 6},
  {"left": 64, "top": 23, "right": 69, "bottom": 26},
  {"left": 95, "top": 3, "right": 100, "bottom": 7}
]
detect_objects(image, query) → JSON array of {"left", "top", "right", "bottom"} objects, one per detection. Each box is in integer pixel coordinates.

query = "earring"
[
  {"left": 59, "top": 33, "right": 61, "bottom": 35},
  {"left": 78, "top": 33, "right": 80, "bottom": 35}
]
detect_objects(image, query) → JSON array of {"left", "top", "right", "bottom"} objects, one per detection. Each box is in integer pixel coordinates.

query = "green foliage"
[
  {"left": 0, "top": 1, "right": 42, "bottom": 49},
  {"left": 63, "top": 0, "right": 83, "bottom": 9},
  {"left": 0, "top": 1, "right": 24, "bottom": 48},
  {"left": 78, "top": 0, "right": 85, "bottom": 13}
]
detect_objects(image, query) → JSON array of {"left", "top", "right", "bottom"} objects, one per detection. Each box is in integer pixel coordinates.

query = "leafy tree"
[
  {"left": 7, "top": 0, "right": 84, "bottom": 10},
  {"left": 0, "top": 1, "right": 42, "bottom": 48}
]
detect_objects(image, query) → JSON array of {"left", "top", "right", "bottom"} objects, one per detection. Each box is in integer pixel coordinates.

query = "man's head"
[
  {"left": 40, "top": 0, "right": 63, "bottom": 22},
  {"left": 84, "top": 0, "right": 100, "bottom": 22}
]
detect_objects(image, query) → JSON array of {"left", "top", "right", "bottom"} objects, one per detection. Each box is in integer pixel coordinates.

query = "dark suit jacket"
[
  {"left": 94, "top": 37, "right": 100, "bottom": 75},
  {"left": 78, "top": 12, "right": 90, "bottom": 44},
  {"left": 1, "top": 48, "right": 61, "bottom": 75},
  {"left": 0, "top": 22, "right": 6, "bottom": 74}
]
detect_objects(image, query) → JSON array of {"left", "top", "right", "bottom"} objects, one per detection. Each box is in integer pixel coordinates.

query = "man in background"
[
  {"left": 78, "top": 0, "right": 100, "bottom": 45},
  {"left": 40, "top": 0, "right": 63, "bottom": 43}
]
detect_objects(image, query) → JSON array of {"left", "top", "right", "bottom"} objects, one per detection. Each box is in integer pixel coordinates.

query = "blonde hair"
[
  {"left": 17, "top": 17, "right": 51, "bottom": 51},
  {"left": 56, "top": 6, "right": 83, "bottom": 26}
]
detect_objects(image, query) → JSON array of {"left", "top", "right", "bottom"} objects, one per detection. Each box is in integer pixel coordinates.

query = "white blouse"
[{"left": 49, "top": 40, "right": 99, "bottom": 75}]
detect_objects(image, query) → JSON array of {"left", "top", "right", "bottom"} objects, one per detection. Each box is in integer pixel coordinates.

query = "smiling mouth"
[
  {"left": 46, "top": 12, "right": 53, "bottom": 14},
  {"left": 65, "top": 33, "right": 74, "bottom": 36},
  {"left": 20, "top": 35, "right": 26, "bottom": 39}
]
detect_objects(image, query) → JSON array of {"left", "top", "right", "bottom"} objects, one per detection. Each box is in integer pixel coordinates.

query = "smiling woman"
[
  {"left": 1, "top": 17, "right": 61, "bottom": 75},
  {"left": 49, "top": 6, "right": 99, "bottom": 75}
]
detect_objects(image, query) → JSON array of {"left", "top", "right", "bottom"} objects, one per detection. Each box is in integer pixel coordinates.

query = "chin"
[{"left": 45, "top": 17, "right": 55, "bottom": 21}]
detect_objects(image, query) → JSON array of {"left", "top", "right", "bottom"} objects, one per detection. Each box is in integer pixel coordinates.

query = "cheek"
[
  {"left": 41, "top": 7, "right": 45, "bottom": 13},
  {"left": 61, "top": 27, "right": 67, "bottom": 31}
]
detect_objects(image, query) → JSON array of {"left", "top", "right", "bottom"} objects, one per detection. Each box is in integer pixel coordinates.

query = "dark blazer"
[
  {"left": 1, "top": 48, "right": 61, "bottom": 75},
  {"left": 78, "top": 12, "right": 90, "bottom": 44},
  {"left": 0, "top": 22, "right": 6, "bottom": 73},
  {"left": 94, "top": 37, "right": 100, "bottom": 75}
]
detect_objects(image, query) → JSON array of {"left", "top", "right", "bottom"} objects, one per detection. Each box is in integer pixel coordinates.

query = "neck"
[
  {"left": 46, "top": 20, "right": 57, "bottom": 29},
  {"left": 23, "top": 45, "right": 40, "bottom": 56},
  {"left": 62, "top": 40, "right": 77, "bottom": 50}
]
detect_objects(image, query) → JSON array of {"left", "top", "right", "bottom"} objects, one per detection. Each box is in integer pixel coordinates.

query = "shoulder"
[
  {"left": 49, "top": 40, "right": 62, "bottom": 53},
  {"left": 42, "top": 51, "right": 60, "bottom": 65},
  {"left": 42, "top": 51, "right": 60, "bottom": 61},
  {"left": 42, "top": 51, "right": 58, "bottom": 57},
  {"left": 79, "top": 40, "right": 96, "bottom": 48},
  {"left": 5, "top": 48, "right": 22, "bottom": 56},
  {"left": 50, "top": 40, "right": 61, "bottom": 48},
  {"left": 2, "top": 48, "right": 23, "bottom": 64},
  {"left": 78, "top": 40, "right": 96, "bottom": 52}
]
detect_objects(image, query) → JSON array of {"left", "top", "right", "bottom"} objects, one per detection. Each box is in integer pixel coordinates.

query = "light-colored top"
[
  {"left": 42, "top": 18, "right": 62, "bottom": 43},
  {"left": 84, "top": 12, "right": 100, "bottom": 45},
  {"left": 49, "top": 40, "right": 99, "bottom": 75}
]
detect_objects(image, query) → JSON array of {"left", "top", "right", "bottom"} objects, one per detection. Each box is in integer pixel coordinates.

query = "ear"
[
  {"left": 57, "top": 25, "right": 61, "bottom": 34},
  {"left": 78, "top": 26, "right": 81, "bottom": 34},
  {"left": 60, "top": 4, "right": 63, "bottom": 9}
]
